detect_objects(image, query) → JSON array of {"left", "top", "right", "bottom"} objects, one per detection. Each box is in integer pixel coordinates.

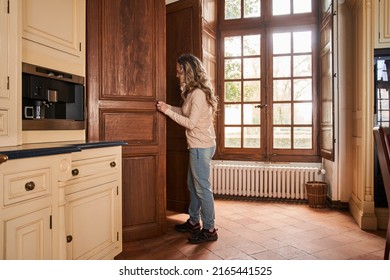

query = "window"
[
  {"left": 218, "top": 0, "right": 319, "bottom": 162},
  {"left": 375, "top": 56, "right": 390, "bottom": 128}
]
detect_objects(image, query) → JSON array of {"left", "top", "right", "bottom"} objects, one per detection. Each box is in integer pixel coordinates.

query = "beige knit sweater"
[{"left": 165, "top": 88, "right": 216, "bottom": 149}]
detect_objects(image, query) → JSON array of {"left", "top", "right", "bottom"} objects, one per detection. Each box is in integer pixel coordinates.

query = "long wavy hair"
[{"left": 177, "top": 54, "right": 219, "bottom": 118}]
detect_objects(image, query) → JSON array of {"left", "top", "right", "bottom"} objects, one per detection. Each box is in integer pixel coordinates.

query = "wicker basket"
[{"left": 305, "top": 181, "right": 328, "bottom": 208}]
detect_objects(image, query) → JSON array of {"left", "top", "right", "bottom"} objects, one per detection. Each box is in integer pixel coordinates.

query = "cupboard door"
[
  {"left": 166, "top": 0, "right": 217, "bottom": 213},
  {"left": 0, "top": 0, "right": 21, "bottom": 147},
  {"left": 87, "top": 0, "right": 166, "bottom": 241},
  {"left": 5, "top": 207, "right": 52, "bottom": 260},
  {"left": 65, "top": 180, "right": 120, "bottom": 260},
  {"left": 374, "top": 0, "right": 390, "bottom": 48},
  {"left": 22, "top": 0, "right": 85, "bottom": 76}
]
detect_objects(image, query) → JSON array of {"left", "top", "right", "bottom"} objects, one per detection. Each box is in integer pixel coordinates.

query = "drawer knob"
[
  {"left": 66, "top": 235, "right": 73, "bottom": 243},
  {"left": 0, "top": 154, "right": 8, "bottom": 165},
  {"left": 110, "top": 161, "right": 116, "bottom": 168},
  {"left": 25, "top": 181, "right": 36, "bottom": 191},
  {"left": 72, "top": 169, "right": 79, "bottom": 176}
]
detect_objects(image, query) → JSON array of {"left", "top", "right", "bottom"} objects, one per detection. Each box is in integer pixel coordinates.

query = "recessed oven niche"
[{"left": 22, "top": 63, "right": 85, "bottom": 130}]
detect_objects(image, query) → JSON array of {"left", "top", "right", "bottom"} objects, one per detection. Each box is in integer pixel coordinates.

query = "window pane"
[
  {"left": 243, "top": 35, "right": 261, "bottom": 55},
  {"left": 273, "top": 56, "right": 291, "bottom": 77},
  {"left": 243, "top": 104, "right": 260, "bottom": 124},
  {"left": 294, "top": 103, "right": 312, "bottom": 124},
  {"left": 322, "top": 101, "right": 332, "bottom": 123},
  {"left": 244, "top": 127, "right": 260, "bottom": 148},
  {"left": 225, "top": 127, "right": 241, "bottom": 147},
  {"left": 225, "top": 59, "right": 242, "bottom": 79},
  {"left": 244, "top": 57, "right": 261, "bottom": 79},
  {"left": 273, "top": 80, "right": 291, "bottom": 101},
  {"left": 225, "top": 81, "right": 241, "bottom": 102},
  {"left": 243, "top": 80, "right": 261, "bottom": 102},
  {"left": 377, "top": 60, "right": 390, "bottom": 81},
  {"left": 272, "top": 0, "right": 290, "bottom": 15},
  {"left": 244, "top": 0, "right": 261, "bottom": 18},
  {"left": 293, "top": 55, "right": 311, "bottom": 77},
  {"left": 273, "top": 103, "right": 291, "bottom": 124},
  {"left": 225, "top": 36, "right": 241, "bottom": 57},
  {"left": 273, "top": 33, "right": 291, "bottom": 54},
  {"left": 379, "top": 99, "right": 390, "bottom": 110},
  {"left": 225, "top": 0, "right": 241, "bottom": 20},
  {"left": 293, "top": 0, "right": 311, "bottom": 14},
  {"left": 273, "top": 127, "right": 291, "bottom": 148},
  {"left": 293, "top": 79, "right": 312, "bottom": 100},
  {"left": 225, "top": 104, "right": 241, "bottom": 124},
  {"left": 293, "top": 31, "right": 311, "bottom": 53},
  {"left": 380, "top": 110, "right": 390, "bottom": 122},
  {"left": 294, "top": 127, "right": 312, "bottom": 149},
  {"left": 321, "top": 127, "right": 333, "bottom": 150}
]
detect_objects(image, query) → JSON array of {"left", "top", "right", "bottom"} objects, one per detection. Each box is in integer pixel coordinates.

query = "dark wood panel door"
[
  {"left": 166, "top": 0, "right": 217, "bottom": 213},
  {"left": 87, "top": 0, "right": 166, "bottom": 241},
  {"left": 166, "top": 0, "right": 202, "bottom": 213}
]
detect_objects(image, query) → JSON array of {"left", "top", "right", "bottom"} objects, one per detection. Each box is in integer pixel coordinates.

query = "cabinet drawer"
[
  {"left": 3, "top": 168, "right": 50, "bottom": 206},
  {"left": 70, "top": 155, "right": 118, "bottom": 179}
]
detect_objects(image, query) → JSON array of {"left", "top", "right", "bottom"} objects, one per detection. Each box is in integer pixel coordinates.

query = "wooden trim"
[{"left": 22, "top": 119, "right": 85, "bottom": 130}]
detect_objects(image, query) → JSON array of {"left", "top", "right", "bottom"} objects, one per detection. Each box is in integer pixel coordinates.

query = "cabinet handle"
[
  {"left": 110, "top": 161, "right": 116, "bottom": 168},
  {"left": 25, "top": 181, "right": 36, "bottom": 191},
  {"left": 72, "top": 169, "right": 79, "bottom": 176},
  {"left": 0, "top": 154, "right": 8, "bottom": 165},
  {"left": 66, "top": 235, "right": 73, "bottom": 243}
]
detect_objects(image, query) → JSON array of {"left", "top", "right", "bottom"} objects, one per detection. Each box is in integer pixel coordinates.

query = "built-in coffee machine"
[{"left": 22, "top": 63, "right": 85, "bottom": 130}]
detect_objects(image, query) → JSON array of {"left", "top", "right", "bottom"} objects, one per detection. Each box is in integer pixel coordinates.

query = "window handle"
[{"left": 255, "top": 104, "right": 267, "bottom": 108}]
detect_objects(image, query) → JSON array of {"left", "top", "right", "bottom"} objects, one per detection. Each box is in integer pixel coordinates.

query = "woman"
[{"left": 156, "top": 54, "right": 218, "bottom": 244}]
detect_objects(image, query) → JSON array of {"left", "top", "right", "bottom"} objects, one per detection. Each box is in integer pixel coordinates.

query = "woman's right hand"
[{"left": 156, "top": 101, "right": 169, "bottom": 113}]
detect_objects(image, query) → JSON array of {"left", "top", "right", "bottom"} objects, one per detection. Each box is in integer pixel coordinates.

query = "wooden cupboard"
[{"left": 86, "top": 0, "right": 167, "bottom": 241}]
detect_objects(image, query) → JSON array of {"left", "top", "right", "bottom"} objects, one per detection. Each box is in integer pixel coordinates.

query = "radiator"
[{"left": 211, "top": 161, "right": 323, "bottom": 200}]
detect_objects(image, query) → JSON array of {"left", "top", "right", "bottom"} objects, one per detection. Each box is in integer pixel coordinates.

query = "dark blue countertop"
[{"left": 0, "top": 141, "right": 127, "bottom": 160}]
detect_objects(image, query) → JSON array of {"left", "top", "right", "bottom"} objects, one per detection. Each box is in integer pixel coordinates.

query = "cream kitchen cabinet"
[
  {"left": 1, "top": 142, "right": 124, "bottom": 260},
  {"left": 374, "top": 0, "right": 390, "bottom": 48},
  {"left": 0, "top": 0, "right": 21, "bottom": 147},
  {"left": 21, "top": 0, "right": 85, "bottom": 76},
  {"left": 0, "top": 153, "right": 72, "bottom": 259},
  {"left": 64, "top": 146, "right": 122, "bottom": 260}
]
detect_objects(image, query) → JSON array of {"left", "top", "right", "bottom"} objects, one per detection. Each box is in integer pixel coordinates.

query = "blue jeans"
[{"left": 187, "top": 147, "right": 216, "bottom": 230}]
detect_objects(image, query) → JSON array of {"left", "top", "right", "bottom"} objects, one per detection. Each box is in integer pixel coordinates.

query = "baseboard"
[{"left": 375, "top": 207, "right": 389, "bottom": 230}]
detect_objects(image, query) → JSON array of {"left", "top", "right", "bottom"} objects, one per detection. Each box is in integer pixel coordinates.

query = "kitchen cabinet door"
[
  {"left": 374, "top": 0, "right": 390, "bottom": 48},
  {"left": 65, "top": 180, "right": 120, "bottom": 260},
  {"left": 5, "top": 207, "right": 52, "bottom": 260},
  {"left": 21, "top": 0, "right": 85, "bottom": 76},
  {"left": 64, "top": 146, "right": 122, "bottom": 259},
  {"left": 0, "top": 0, "right": 21, "bottom": 147}
]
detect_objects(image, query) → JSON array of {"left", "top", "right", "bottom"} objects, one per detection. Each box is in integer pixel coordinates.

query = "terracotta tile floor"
[{"left": 116, "top": 199, "right": 387, "bottom": 260}]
